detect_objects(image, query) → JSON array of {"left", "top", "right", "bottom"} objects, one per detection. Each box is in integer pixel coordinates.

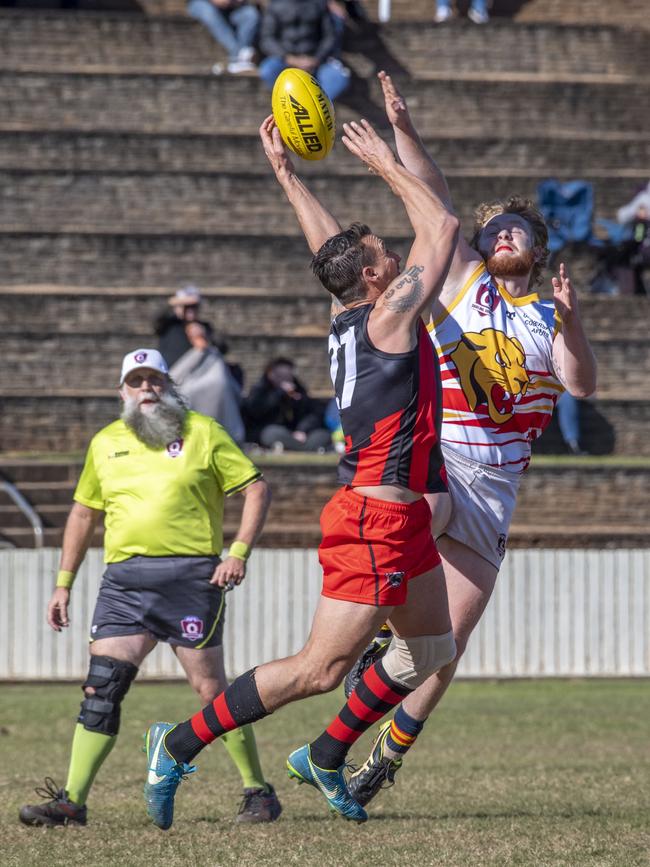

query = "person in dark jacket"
[
  {"left": 258, "top": 0, "right": 350, "bottom": 101},
  {"left": 154, "top": 286, "right": 215, "bottom": 368},
  {"left": 243, "top": 357, "right": 331, "bottom": 451}
]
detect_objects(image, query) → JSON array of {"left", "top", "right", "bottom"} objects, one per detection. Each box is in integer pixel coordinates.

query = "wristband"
[
  {"left": 56, "top": 569, "right": 76, "bottom": 589},
  {"left": 228, "top": 541, "right": 250, "bottom": 562}
]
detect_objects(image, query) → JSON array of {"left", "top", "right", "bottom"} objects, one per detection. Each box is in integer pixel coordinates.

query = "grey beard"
[{"left": 121, "top": 385, "right": 188, "bottom": 449}]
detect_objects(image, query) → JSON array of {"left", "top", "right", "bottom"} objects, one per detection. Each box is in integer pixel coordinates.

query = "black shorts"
[{"left": 90, "top": 555, "right": 226, "bottom": 649}]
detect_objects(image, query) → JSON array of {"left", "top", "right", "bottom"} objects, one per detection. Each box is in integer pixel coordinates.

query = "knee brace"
[
  {"left": 78, "top": 656, "right": 139, "bottom": 736},
  {"left": 382, "top": 631, "right": 456, "bottom": 689}
]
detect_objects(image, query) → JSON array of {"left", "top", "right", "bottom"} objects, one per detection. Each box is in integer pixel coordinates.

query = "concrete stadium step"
[
  {"left": 1, "top": 11, "right": 646, "bottom": 79},
  {"left": 2, "top": 73, "right": 647, "bottom": 138},
  {"left": 1, "top": 459, "right": 648, "bottom": 550},
  {"left": 139, "top": 0, "right": 650, "bottom": 30},
  {"left": 2, "top": 170, "right": 645, "bottom": 237},
  {"left": 1, "top": 130, "right": 648, "bottom": 177},
  {"left": 1, "top": 328, "right": 646, "bottom": 399},
  {"left": 4, "top": 289, "right": 646, "bottom": 342},
  {"left": 0, "top": 385, "right": 646, "bottom": 456},
  {"left": 0, "top": 232, "right": 625, "bottom": 293}
]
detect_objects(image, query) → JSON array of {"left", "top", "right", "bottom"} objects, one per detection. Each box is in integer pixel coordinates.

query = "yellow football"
[{"left": 271, "top": 68, "right": 336, "bottom": 161}]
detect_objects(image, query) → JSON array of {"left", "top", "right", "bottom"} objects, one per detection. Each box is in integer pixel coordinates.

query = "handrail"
[
  {"left": 377, "top": 0, "right": 391, "bottom": 22},
  {"left": 0, "top": 480, "right": 44, "bottom": 548}
]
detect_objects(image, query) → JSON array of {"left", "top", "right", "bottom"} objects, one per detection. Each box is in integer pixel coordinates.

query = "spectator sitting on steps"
[
  {"left": 187, "top": 0, "right": 260, "bottom": 75},
  {"left": 616, "top": 181, "right": 650, "bottom": 296},
  {"left": 154, "top": 285, "right": 215, "bottom": 369},
  {"left": 243, "top": 357, "right": 332, "bottom": 452},
  {"left": 258, "top": 0, "right": 351, "bottom": 102},
  {"left": 170, "top": 322, "right": 246, "bottom": 445},
  {"left": 435, "top": 0, "right": 489, "bottom": 24}
]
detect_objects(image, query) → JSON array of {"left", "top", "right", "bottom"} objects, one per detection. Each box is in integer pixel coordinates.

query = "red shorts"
[{"left": 318, "top": 486, "right": 441, "bottom": 607}]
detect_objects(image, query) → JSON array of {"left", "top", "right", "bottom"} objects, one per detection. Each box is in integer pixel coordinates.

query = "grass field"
[{"left": 1, "top": 681, "right": 649, "bottom": 867}]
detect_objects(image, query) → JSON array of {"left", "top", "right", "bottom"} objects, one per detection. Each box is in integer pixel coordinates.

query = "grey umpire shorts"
[
  {"left": 90, "top": 555, "right": 226, "bottom": 649},
  {"left": 439, "top": 446, "right": 521, "bottom": 571}
]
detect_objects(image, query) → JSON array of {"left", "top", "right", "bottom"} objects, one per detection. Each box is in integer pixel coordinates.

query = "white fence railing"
[{"left": 1, "top": 548, "right": 649, "bottom": 680}]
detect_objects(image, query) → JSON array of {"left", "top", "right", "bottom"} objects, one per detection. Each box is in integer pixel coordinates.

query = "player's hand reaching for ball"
[
  {"left": 47, "top": 587, "right": 71, "bottom": 632},
  {"left": 342, "top": 119, "right": 396, "bottom": 176},
  {"left": 378, "top": 71, "right": 411, "bottom": 131},
  {"left": 259, "top": 115, "right": 295, "bottom": 182},
  {"left": 210, "top": 556, "right": 246, "bottom": 589},
  {"left": 552, "top": 263, "right": 580, "bottom": 324}
]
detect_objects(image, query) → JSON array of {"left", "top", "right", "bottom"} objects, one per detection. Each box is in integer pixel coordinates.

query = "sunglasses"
[{"left": 124, "top": 372, "right": 166, "bottom": 388}]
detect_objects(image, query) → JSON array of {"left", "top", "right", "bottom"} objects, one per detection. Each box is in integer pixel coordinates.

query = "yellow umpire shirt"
[{"left": 74, "top": 411, "right": 261, "bottom": 563}]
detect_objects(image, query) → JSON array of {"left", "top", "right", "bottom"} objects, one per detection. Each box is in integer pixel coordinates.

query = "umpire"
[{"left": 20, "top": 348, "right": 281, "bottom": 826}]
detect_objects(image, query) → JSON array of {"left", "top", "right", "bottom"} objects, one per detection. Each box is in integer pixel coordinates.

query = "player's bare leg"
[
  {"left": 144, "top": 596, "right": 391, "bottom": 827},
  {"left": 20, "top": 633, "right": 154, "bottom": 827},
  {"left": 349, "top": 537, "right": 498, "bottom": 805},
  {"left": 174, "top": 643, "right": 281, "bottom": 823},
  {"left": 144, "top": 577, "right": 454, "bottom": 825},
  {"left": 399, "top": 536, "right": 498, "bottom": 717}
]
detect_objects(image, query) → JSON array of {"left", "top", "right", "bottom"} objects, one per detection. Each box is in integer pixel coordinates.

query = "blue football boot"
[
  {"left": 143, "top": 722, "right": 196, "bottom": 830},
  {"left": 286, "top": 744, "right": 367, "bottom": 823}
]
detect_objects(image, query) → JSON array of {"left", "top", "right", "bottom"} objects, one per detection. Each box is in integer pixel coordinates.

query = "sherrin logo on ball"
[{"left": 271, "top": 68, "right": 335, "bottom": 161}]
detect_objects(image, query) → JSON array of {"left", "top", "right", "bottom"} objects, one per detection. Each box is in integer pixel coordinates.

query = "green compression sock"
[
  {"left": 220, "top": 724, "right": 266, "bottom": 790},
  {"left": 65, "top": 723, "right": 116, "bottom": 806}
]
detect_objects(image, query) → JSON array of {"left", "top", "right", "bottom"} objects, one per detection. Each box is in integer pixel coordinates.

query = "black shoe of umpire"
[
  {"left": 19, "top": 778, "right": 87, "bottom": 827},
  {"left": 235, "top": 783, "right": 282, "bottom": 824},
  {"left": 343, "top": 635, "right": 392, "bottom": 699}
]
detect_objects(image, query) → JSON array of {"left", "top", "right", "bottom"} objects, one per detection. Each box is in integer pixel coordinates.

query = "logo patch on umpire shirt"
[
  {"left": 181, "top": 616, "right": 204, "bottom": 641},
  {"left": 384, "top": 571, "right": 405, "bottom": 588},
  {"left": 166, "top": 438, "right": 184, "bottom": 458}
]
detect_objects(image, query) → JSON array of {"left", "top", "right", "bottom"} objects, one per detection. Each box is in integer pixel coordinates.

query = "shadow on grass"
[{"left": 369, "top": 806, "right": 611, "bottom": 822}]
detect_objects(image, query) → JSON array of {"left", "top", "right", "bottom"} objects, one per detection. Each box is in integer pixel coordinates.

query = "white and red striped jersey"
[{"left": 429, "top": 263, "right": 563, "bottom": 473}]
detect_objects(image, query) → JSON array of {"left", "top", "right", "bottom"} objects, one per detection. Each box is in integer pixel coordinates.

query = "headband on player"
[{"left": 120, "top": 349, "right": 169, "bottom": 385}]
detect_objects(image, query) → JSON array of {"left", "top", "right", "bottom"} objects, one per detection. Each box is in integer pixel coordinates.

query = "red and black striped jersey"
[{"left": 329, "top": 303, "right": 446, "bottom": 493}]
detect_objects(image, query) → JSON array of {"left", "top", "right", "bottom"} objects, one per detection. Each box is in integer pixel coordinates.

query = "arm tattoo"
[{"left": 383, "top": 265, "right": 425, "bottom": 313}]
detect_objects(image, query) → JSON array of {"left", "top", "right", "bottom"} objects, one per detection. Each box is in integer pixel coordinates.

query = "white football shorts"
[{"left": 438, "top": 445, "right": 521, "bottom": 571}]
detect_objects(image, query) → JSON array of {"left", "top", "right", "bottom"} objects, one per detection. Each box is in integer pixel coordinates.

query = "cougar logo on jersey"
[{"left": 450, "top": 328, "right": 529, "bottom": 424}]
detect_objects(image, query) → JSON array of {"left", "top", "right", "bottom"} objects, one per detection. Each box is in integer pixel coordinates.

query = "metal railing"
[{"left": 0, "top": 480, "right": 43, "bottom": 548}]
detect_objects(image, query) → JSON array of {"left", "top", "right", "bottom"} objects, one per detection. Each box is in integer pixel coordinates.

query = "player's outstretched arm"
[
  {"left": 259, "top": 115, "right": 341, "bottom": 255},
  {"left": 342, "top": 119, "right": 458, "bottom": 341},
  {"left": 378, "top": 71, "right": 453, "bottom": 210},
  {"left": 551, "top": 263, "right": 597, "bottom": 398},
  {"left": 378, "top": 71, "right": 480, "bottom": 281}
]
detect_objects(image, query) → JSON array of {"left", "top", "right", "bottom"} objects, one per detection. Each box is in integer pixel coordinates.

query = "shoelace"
[
  {"left": 168, "top": 763, "right": 196, "bottom": 784},
  {"left": 33, "top": 777, "right": 65, "bottom": 803}
]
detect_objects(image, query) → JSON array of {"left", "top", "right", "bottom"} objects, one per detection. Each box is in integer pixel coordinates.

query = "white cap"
[
  {"left": 120, "top": 348, "right": 169, "bottom": 385},
  {"left": 168, "top": 285, "right": 201, "bottom": 306}
]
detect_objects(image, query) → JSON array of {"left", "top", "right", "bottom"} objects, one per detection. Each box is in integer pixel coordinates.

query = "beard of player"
[
  {"left": 121, "top": 385, "right": 187, "bottom": 449},
  {"left": 486, "top": 248, "right": 536, "bottom": 281}
]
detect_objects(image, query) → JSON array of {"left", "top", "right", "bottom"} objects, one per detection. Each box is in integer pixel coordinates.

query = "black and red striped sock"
[
  {"left": 165, "top": 668, "right": 268, "bottom": 764},
  {"left": 309, "top": 658, "right": 411, "bottom": 769}
]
